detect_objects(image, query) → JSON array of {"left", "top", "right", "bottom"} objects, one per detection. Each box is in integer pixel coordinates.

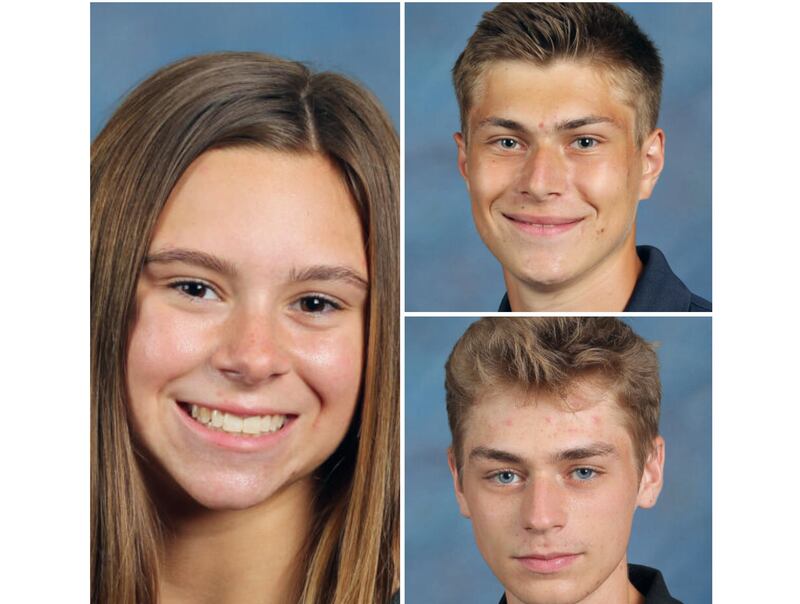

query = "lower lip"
[
  {"left": 504, "top": 216, "right": 583, "bottom": 237},
  {"left": 174, "top": 402, "right": 295, "bottom": 452},
  {"left": 516, "top": 554, "right": 581, "bottom": 574}
]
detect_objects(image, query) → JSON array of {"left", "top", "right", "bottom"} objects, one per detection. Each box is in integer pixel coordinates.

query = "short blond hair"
[
  {"left": 452, "top": 3, "right": 663, "bottom": 145},
  {"left": 445, "top": 318, "right": 660, "bottom": 473}
]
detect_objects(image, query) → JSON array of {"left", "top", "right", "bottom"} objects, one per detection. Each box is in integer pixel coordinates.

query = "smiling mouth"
[
  {"left": 180, "top": 403, "right": 290, "bottom": 437},
  {"left": 502, "top": 213, "right": 584, "bottom": 235}
]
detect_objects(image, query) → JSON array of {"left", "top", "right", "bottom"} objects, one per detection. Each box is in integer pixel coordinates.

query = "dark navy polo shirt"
[
  {"left": 498, "top": 245, "right": 711, "bottom": 312},
  {"left": 497, "top": 564, "right": 683, "bottom": 604}
]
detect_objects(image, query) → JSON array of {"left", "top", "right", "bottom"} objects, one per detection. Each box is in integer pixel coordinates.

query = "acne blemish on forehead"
[
  {"left": 544, "top": 416, "right": 553, "bottom": 424},
  {"left": 592, "top": 414, "right": 602, "bottom": 425},
  {"left": 538, "top": 121, "right": 544, "bottom": 129},
  {"left": 503, "top": 417, "right": 513, "bottom": 427}
]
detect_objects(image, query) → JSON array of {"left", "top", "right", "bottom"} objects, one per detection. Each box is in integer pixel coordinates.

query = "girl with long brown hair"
[{"left": 91, "top": 52, "right": 398, "bottom": 604}]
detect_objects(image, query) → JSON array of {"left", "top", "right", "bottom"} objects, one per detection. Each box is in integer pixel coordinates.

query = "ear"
[
  {"left": 454, "top": 132, "right": 470, "bottom": 188},
  {"left": 637, "top": 128, "right": 665, "bottom": 201},
  {"left": 636, "top": 436, "right": 665, "bottom": 509},
  {"left": 448, "top": 447, "right": 472, "bottom": 518}
]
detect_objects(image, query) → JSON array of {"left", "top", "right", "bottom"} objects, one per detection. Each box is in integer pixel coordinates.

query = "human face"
[
  {"left": 127, "top": 148, "right": 367, "bottom": 510},
  {"left": 455, "top": 60, "right": 664, "bottom": 291},
  {"left": 449, "top": 383, "right": 664, "bottom": 604}
]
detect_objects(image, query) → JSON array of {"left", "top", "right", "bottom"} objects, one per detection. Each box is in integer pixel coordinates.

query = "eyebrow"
[
  {"left": 474, "top": 115, "right": 620, "bottom": 135},
  {"left": 554, "top": 115, "right": 620, "bottom": 131},
  {"left": 145, "top": 248, "right": 238, "bottom": 276},
  {"left": 475, "top": 116, "right": 531, "bottom": 136},
  {"left": 468, "top": 442, "right": 617, "bottom": 465},
  {"left": 144, "top": 249, "right": 368, "bottom": 290},
  {"left": 551, "top": 442, "right": 617, "bottom": 463},
  {"left": 288, "top": 265, "right": 368, "bottom": 291},
  {"left": 469, "top": 447, "right": 524, "bottom": 465}
]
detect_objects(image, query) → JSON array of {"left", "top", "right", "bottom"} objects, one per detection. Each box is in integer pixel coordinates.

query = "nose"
[
  {"left": 211, "top": 307, "right": 291, "bottom": 386},
  {"left": 521, "top": 476, "right": 567, "bottom": 532},
  {"left": 518, "top": 143, "right": 567, "bottom": 200}
]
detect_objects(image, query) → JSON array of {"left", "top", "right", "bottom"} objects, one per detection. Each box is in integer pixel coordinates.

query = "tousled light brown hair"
[
  {"left": 452, "top": 2, "right": 663, "bottom": 144},
  {"left": 445, "top": 318, "right": 660, "bottom": 473},
  {"left": 91, "top": 52, "right": 398, "bottom": 604}
]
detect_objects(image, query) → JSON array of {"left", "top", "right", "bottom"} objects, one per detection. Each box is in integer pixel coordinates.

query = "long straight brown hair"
[{"left": 91, "top": 52, "right": 399, "bottom": 604}]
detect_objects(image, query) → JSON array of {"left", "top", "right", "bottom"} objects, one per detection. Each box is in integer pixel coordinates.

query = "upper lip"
[
  {"left": 179, "top": 399, "right": 294, "bottom": 417},
  {"left": 502, "top": 213, "right": 584, "bottom": 225},
  {"left": 514, "top": 552, "right": 580, "bottom": 560}
]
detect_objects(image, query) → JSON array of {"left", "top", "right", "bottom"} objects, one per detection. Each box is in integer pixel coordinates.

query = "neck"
[
  {"left": 505, "top": 236, "right": 641, "bottom": 312},
  {"left": 157, "top": 478, "right": 314, "bottom": 604}
]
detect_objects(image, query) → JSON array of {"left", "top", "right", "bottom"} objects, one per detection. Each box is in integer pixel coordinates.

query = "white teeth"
[
  {"left": 188, "top": 404, "right": 288, "bottom": 436},
  {"left": 242, "top": 416, "right": 261, "bottom": 434},
  {"left": 222, "top": 413, "right": 243, "bottom": 433}
]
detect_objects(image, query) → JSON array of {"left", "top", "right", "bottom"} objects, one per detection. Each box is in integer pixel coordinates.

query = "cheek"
[
  {"left": 469, "top": 157, "right": 509, "bottom": 206},
  {"left": 468, "top": 490, "right": 518, "bottom": 550},
  {"left": 292, "top": 322, "right": 364, "bottom": 417},
  {"left": 126, "top": 297, "right": 213, "bottom": 400}
]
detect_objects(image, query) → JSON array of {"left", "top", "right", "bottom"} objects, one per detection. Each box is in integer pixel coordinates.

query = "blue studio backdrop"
[
  {"left": 405, "top": 317, "right": 712, "bottom": 603},
  {"left": 405, "top": 3, "right": 712, "bottom": 310},
  {"left": 91, "top": 3, "right": 399, "bottom": 139}
]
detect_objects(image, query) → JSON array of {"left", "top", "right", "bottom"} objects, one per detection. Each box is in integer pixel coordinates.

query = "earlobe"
[
  {"left": 454, "top": 132, "right": 470, "bottom": 186},
  {"left": 636, "top": 436, "right": 665, "bottom": 509},
  {"left": 448, "top": 447, "right": 472, "bottom": 518},
  {"left": 638, "top": 128, "right": 665, "bottom": 201}
]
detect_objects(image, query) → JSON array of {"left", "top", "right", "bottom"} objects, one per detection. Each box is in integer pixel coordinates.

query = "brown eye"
[
  {"left": 298, "top": 295, "right": 340, "bottom": 314},
  {"left": 172, "top": 280, "right": 219, "bottom": 300}
]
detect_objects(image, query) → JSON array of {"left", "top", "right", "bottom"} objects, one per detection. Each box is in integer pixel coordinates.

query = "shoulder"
[
  {"left": 626, "top": 246, "right": 712, "bottom": 312},
  {"left": 628, "top": 564, "right": 684, "bottom": 604}
]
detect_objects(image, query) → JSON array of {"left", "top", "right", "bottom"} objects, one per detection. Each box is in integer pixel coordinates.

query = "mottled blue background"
[
  {"left": 405, "top": 317, "right": 712, "bottom": 603},
  {"left": 405, "top": 3, "right": 712, "bottom": 310},
  {"left": 91, "top": 3, "right": 399, "bottom": 139}
]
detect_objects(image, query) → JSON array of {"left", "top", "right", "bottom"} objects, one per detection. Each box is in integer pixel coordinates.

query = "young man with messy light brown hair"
[
  {"left": 445, "top": 317, "right": 683, "bottom": 604},
  {"left": 452, "top": 3, "right": 711, "bottom": 312}
]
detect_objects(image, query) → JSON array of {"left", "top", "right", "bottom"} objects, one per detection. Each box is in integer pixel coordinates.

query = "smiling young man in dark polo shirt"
[
  {"left": 445, "top": 318, "right": 683, "bottom": 604},
  {"left": 452, "top": 3, "right": 711, "bottom": 312}
]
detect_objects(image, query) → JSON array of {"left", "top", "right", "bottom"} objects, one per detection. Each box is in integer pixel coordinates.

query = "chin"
[
  {"left": 176, "top": 471, "right": 293, "bottom": 511},
  {"left": 505, "top": 581, "right": 588, "bottom": 604}
]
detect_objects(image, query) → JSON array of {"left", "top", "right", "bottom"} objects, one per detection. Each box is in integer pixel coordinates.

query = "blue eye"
[
  {"left": 572, "top": 137, "right": 599, "bottom": 150},
  {"left": 171, "top": 280, "right": 219, "bottom": 301},
  {"left": 493, "top": 470, "right": 519, "bottom": 485},
  {"left": 572, "top": 468, "right": 597, "bottom": 481},
  {"left": 497, "top": 138, "right": 519, "bottom": 150}
]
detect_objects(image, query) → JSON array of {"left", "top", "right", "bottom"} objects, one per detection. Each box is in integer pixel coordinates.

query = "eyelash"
[
  {"left": 570, "top": 467, "right": 600, "bottom": 481},
  {"left": 571, "top": 136, "right": 600, "bottom": 150},
  {"left": 487, "top": 470, "right": 522, "bottom": 485},
  {"left": 294, "top": 294, "right": 343, "bottom": 315},
  {"left": 491, "top": 137, "right": 522, "bottom": 152},
  {"left": 491, "top": 136, "right": 601, "bottom": 152},
  {"left": 169, "top": 279, "right": 220, "bottom": 301},
  {"left": 486, "top": 467, "right": 602, "bottom": 486}
]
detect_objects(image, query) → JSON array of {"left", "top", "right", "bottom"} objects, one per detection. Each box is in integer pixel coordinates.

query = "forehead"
[
  {"left": 469, "top": 59, "right": 635, "bottom": 133},
  {"left": 151, "top": 147, "right": 364, "bottom": 263},
  {"left": 462, "top": 382, "right": 635, "bottom": 462}
]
